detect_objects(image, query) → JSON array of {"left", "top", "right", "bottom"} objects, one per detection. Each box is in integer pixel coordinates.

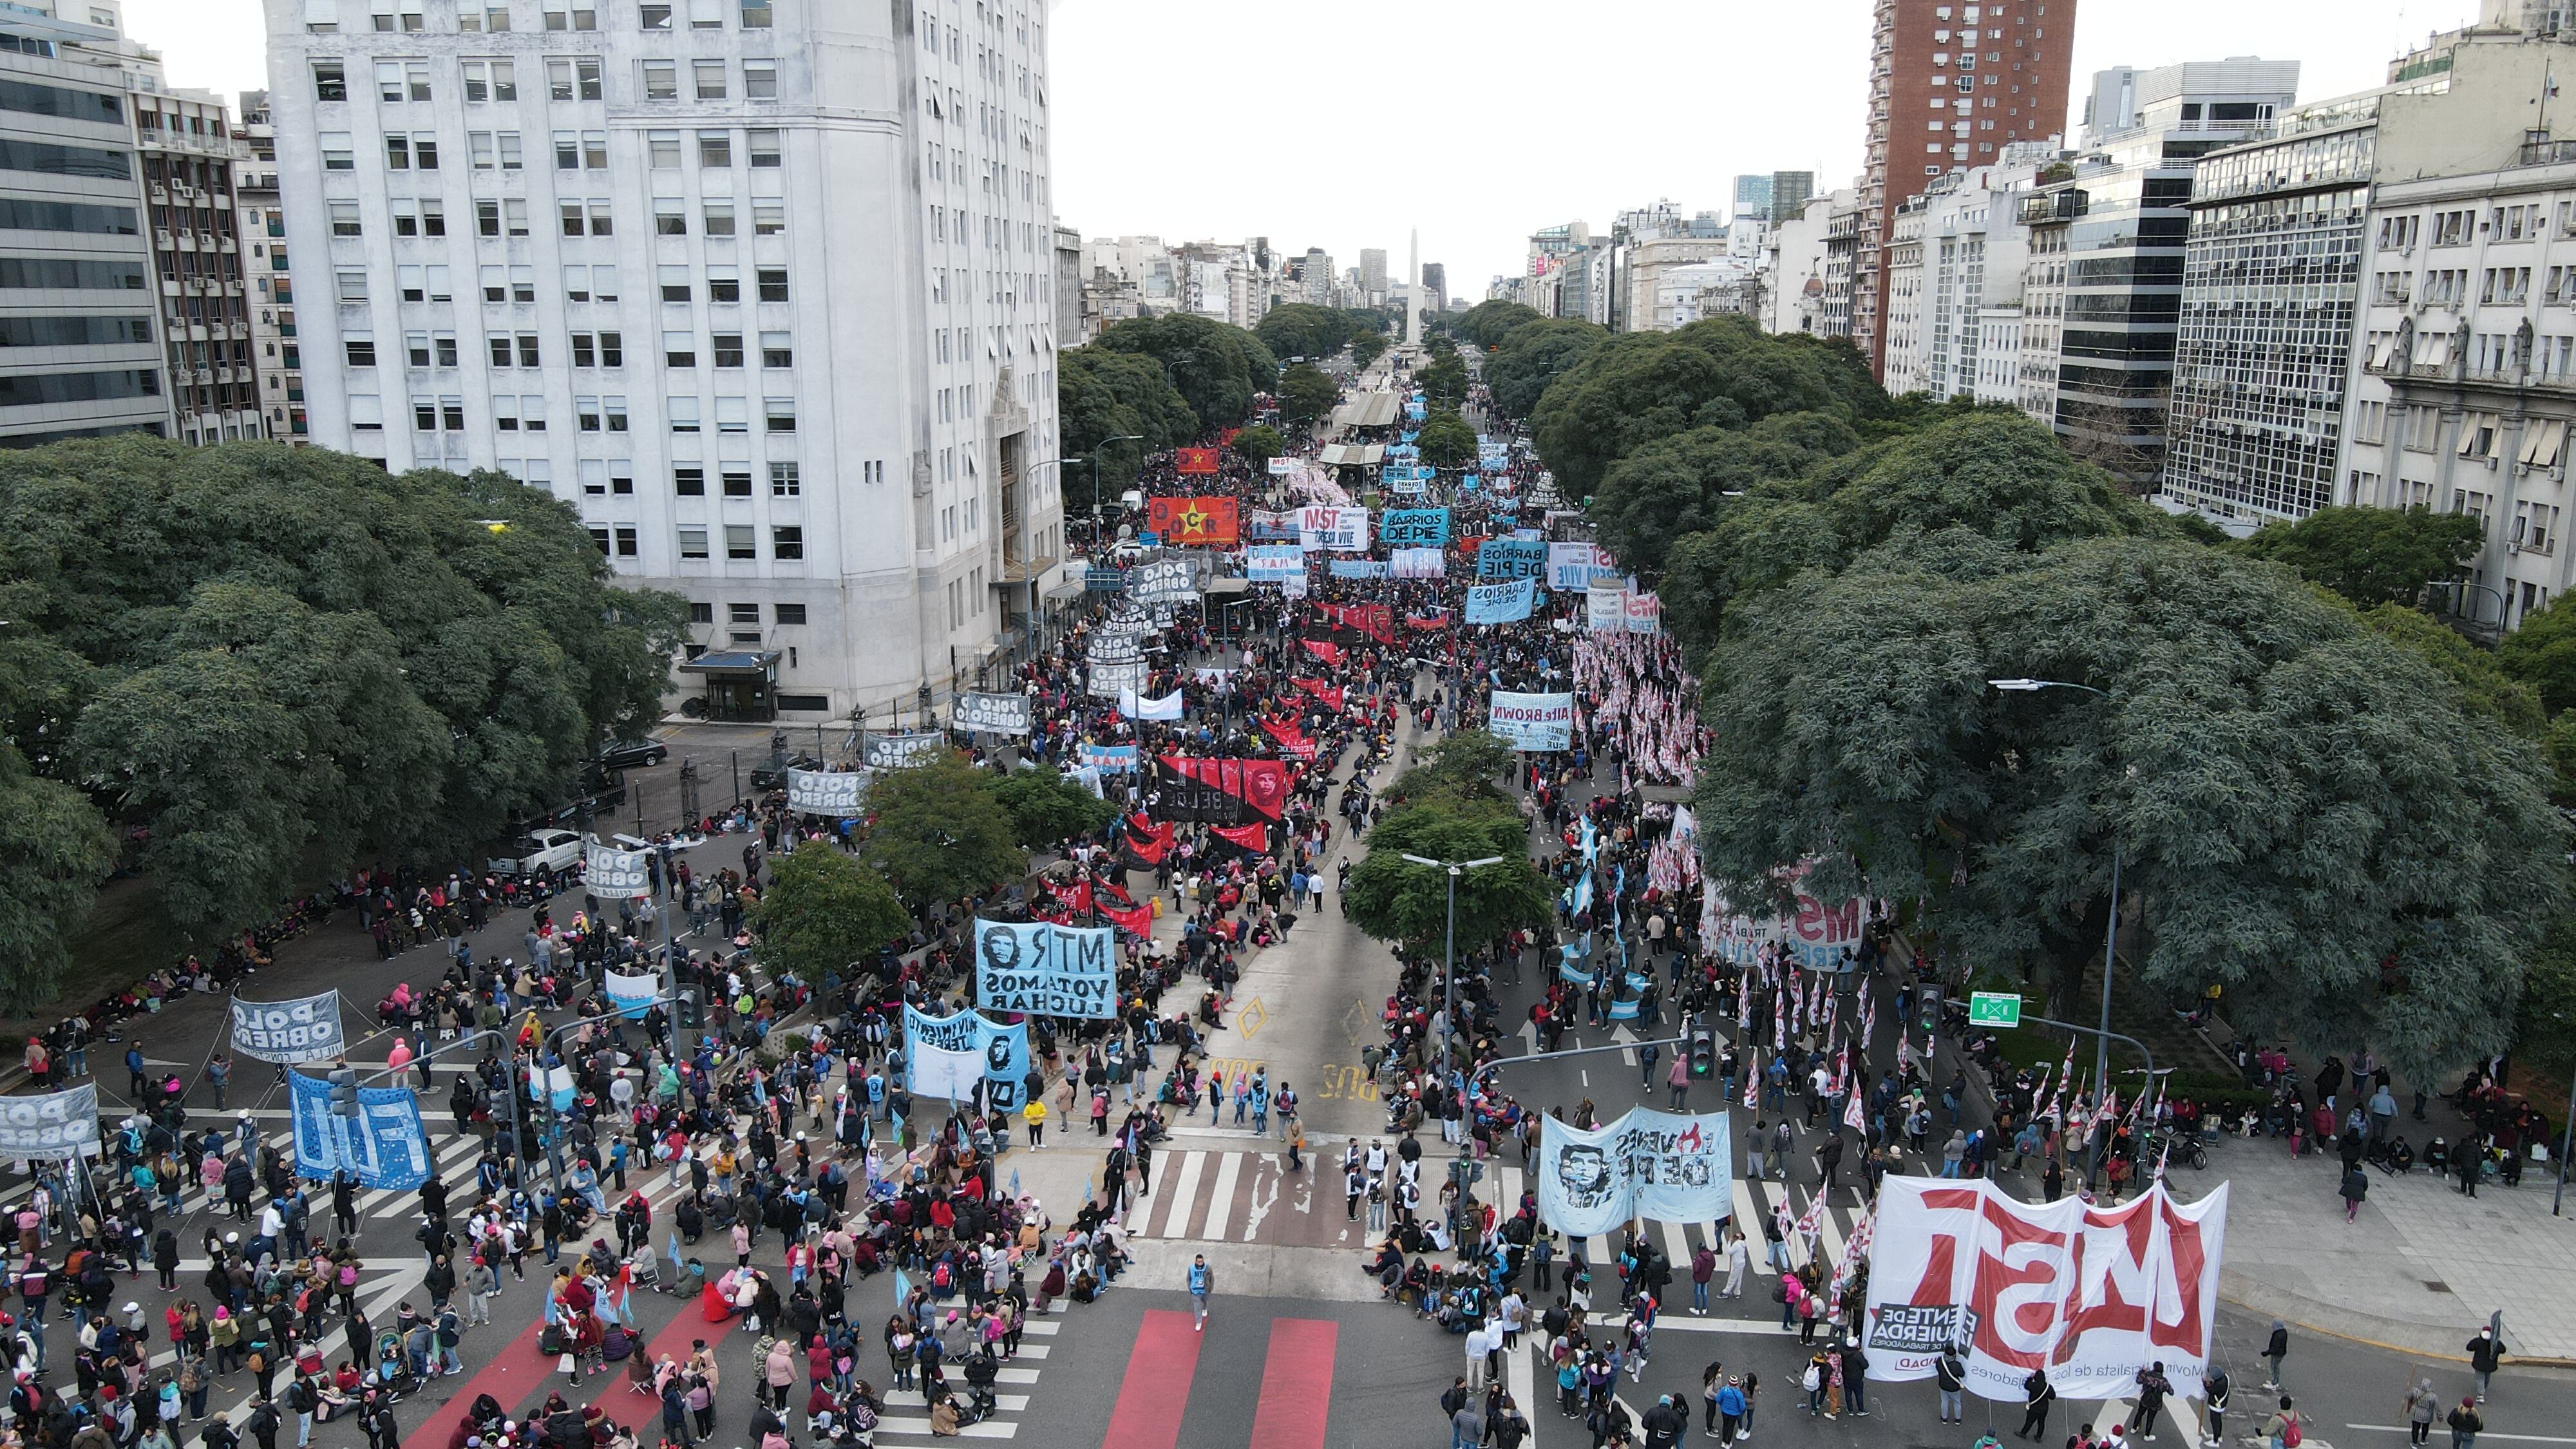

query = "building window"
[
  {"left": 761, "top": 331, "right": 791, "bottom": 368},
  {"left": 721, "top": 464, "right": 752, "bottom": 494},
  {"left": 748, "top": 129, "right": 781, "bottom": 167},
  {"left": 674, "top": 465, "right": 706, "bottom": 495},
  {"left": 724, "top": 524, "right": 756, "bottom": 560},
  {"left": 712, "top": 332, "right": 744, "bottom": 368},
  {"left": 698, "top": 130, "right": 730, "bottom": 167},
  {"left": 643, "top": 61, "right": 677, "bottom": 100},
  {"left": 678, "top": 526, "right": 708, "bottom": 558},
  {"left": 614, "top": 526, "right": 638, "bottom": 557},
  {"left": 764, "top": 397, "right": 795, "bottom": 432},
  {"left": 743, "top": 61, "right": 777, "bottom": 99},
  {"left": 772, "top": 526, "right": 802, "bottom": 560},
  {"left": 693, "top": 59, "right": 727, "bottom": 99},
  {"left": 770, "top": 461, "right": 799, "bottom": 495},
  {"left": 774, "top": 603, "right": 804, "bottom": 624},
  {"left": 664, "top": 330, "right": 696, "bottom": 368}
]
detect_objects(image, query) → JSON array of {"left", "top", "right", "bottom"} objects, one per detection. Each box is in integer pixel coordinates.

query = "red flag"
[
  {"left": 1066, "top": 879, "right": 1094, "bottom": 916},
  {"left": 1290, "top": 678, "right": 1347, "bottom": 712},
  {"left": 1095, "top": 875, "right": 1136, "bottom": 907},
  {"left": 1406, "top": 610, "right": 1450, "bottom": 630},
  {"left": 1212, "top": 822, "right": 1269, "bottom": 851},
  {"left": 1303, "top": 639, "right": 1344, "bottom": 666},
  {"left": 1260, "top": 716, "right": 1316, "bottom": 761},
  {"left": 1174, "top": 446, "right": 1220, "bottom": 475},
  {"left": 1101, "top": 898, "right": 1153, "bottom": 935},
  {"left": 1143, "top": 495, "right": 1239, "bottom": 545}
]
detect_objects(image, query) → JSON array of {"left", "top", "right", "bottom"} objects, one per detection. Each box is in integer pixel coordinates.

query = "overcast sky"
[{"left": 137, "top": 0, "right": 2477, "bottom": 292}]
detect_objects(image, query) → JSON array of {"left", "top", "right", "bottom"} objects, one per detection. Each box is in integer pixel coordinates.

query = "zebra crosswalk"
[
  {"left": 1107, "top": 1144, "right": 1880, "bottom": 1277},
  {"left": 867, "top": 1308, "right": 1064, "bottom": 1440}
]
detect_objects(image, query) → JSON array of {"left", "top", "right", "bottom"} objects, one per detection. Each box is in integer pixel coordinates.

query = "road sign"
[{"left": 1968, "top": 991, "right": 2023, "bottom": 1028}]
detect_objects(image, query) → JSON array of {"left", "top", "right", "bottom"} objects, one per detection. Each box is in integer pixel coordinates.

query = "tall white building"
[{"left": 266, "top": 0, "right": 1064, "bottom": 721}]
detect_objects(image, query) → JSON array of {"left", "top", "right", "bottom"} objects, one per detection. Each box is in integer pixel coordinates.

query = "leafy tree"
[
  {"left": 1591, "top": 412, "right": 1859, "bottom": 574},
  {"left": 857, "top": 751, "right": 1028, "bottom": 912},
  {"left": 1417, "top": 354, "right": 1469, "bottom": 408},
  {"left": 1656, "top": 412, "right": 2166, "bottom": 658},
  {"left": 2498, "top": 594, "right": 2576, "bottom": 716},
  {"left": 1231, "top": 424, "right": 1285, "bottom": 473},
  {"left": 2351, "top": 601, "right": 2544, "bottom": 737},
  {"left": 2233, "top": 506, "right": 2483, "bottom": 609},
  {"left": 1277, "top": 364, "right": 1340, "bottom": 425},
  {"left": 752, "top": 840, "right": 911, "bottom": 981},
  {"left": 1393, "top": 730, "right": 1516, "bottom": 806},
  {"left": 2511, "top": 902, "right": 2576, "bottom": 1083},
  {"left": 1486, "top": 318, "right": 1607, "bottom": 420},
  {"left": 1254, "top": 303, "right": 1366, "bottom": 363},
  {"left": 1417, "top": 411, "right": 1479, "bottom": 471},
  {"left": 1453, "top": 300, "right": 1548, "bottom": 349},
  {"left": 1094, "top": 314, "right": 1278, "bottom": 430},
  {"left": 0, "top": 438, "right": 687, "bottom": 950},
  {"left": 1691, "top": 533, "right": 2562, "bottom": 1078},
  {"left": 990, "top": 769, "right": 1117, "bottom": 849},
  {"left": 1344, "top": 800, "right": 1551, "bottom": 957},
  {"left": 1530, "top": 316, "right": 1884, "bottom": 497},
  {"left": 1057, "top": 347, "right": 1197, "bottom": 492},
  {"left": 1347, "top": 332, "right": 1387, "bottom": 369}
]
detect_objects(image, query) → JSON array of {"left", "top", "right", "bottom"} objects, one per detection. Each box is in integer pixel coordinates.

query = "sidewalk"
[{"left": 1933, "top": 962, "right": 2576, "bottom": 1366}]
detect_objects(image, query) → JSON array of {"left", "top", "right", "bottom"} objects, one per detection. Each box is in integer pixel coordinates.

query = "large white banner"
[
  {"left": 1534, "top": 1106, "right": 1734, "bottom": 1238},
  {"left": 1296, "top": 505, "right": 1368, "bottom": 553},
  {"left": 585, "top": 840, "right": 653, "bottom": 899},
  {"left": 1862, "top": 1178, "right": 2230, "bottom": 1402},
  {"left": 864, "top": 732, "right": 946, "bottom": 770},
  {"left": 1488, "top": 690, "right": 1576, "bottom": 751},
  {"left": 1586, "top": 584, "right": 1627, "bottom": 633},
  {"left": 1119, "top": 688, "right": 1183, "bottom": 722},
  {"left": 954, "top": 691, "right": 1032, "bottom": 735},
  {"left": 1390, "top": 547, "right": 1446, "bottom": 579},
  {"left": 973, "top": 918, "right": 1118, "bottom": 1018},
  {"left": 1551, "top": 543, "right": 1623, "bottom": 592},
  {"left": 1698, "top": 864, "right": 1877, "bottom": 971},
  {"left": 786, "top": 767, "right": 868, "bottom": 815},
  {"left": 229, "top": 992, "right": 345, "bottom": 1065},
  {"left": 1126, "top": 557, "right": 1199, "bottom": 607},
  {"left": 0, "top": 1084, "right": 100, "bottom": 1160}
]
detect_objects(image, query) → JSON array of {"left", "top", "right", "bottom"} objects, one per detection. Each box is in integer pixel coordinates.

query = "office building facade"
[{"left": 266, "top": 0, "right": 1065, "bottom": 719}]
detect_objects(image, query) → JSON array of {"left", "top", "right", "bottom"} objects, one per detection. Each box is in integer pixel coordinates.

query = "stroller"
[{"left": 371, "top": 1329, "right": 422, "bottom": 1401}]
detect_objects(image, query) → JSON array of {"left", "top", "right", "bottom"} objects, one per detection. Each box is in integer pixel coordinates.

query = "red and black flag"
[{"left": 1153, "top": 755, "right": 1290, "bottom": 823}]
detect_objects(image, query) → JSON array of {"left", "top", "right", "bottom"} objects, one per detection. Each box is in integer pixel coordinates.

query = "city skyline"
[{"left": 121, "top": 0, "right": 2477, "bottom": 292}]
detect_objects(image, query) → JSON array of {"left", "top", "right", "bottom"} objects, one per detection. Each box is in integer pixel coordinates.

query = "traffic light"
[
  {"left": 327, "top": 1066, "right": 359, "bottom": 1117},
  {"left": 1690, "top": 1030, "right": 1715, "bottom": 1080},
  {"left": 674, "top": 987, "right": 704, "bottom": 1030}
]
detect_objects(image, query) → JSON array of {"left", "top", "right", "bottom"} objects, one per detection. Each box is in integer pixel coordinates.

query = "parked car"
[
  {"left": 594, "top": 738, "right": 668, "bottom": 770},
  {"left": 488, "top": 828, "right": 586, "bottom": 877},
  {"left": 750, "top": 753, "right": 824, "bottom": 792}
]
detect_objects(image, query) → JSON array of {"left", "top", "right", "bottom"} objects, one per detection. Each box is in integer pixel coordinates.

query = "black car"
[
  {"left": 750, "top": 753, "right": 824, "bottom": 791},
  {"left": 594, "top": 738, "right": 669, "bottom": 770}
]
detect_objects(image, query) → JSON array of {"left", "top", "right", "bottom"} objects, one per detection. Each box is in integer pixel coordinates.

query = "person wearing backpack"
[{"left": 2261, "top": 1395, "right": 2304, "bottom": 1449}]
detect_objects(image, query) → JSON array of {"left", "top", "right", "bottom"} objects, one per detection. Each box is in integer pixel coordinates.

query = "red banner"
[
  {"left": 1143, "top": 495, "right": 1240, "bottom": 546},
  {"left": 1259, "top": 717, "right": 1316, "bottom": 761},
  {"left": 1119, "top": 814, "right": 1173, "bottom": 866},
  {"left": 1406, "top": 611, "right": 1451, "bottom": 630},
  {"left": 1318, "top": 602, "right": 1394, "bottom": 645},
  {"left": 1302, "top": 639, "right": 1344, "bottom": 666},
  {"left": 1211, "top": 822, "right": 1269, "bottom": 852},
  {"left": 1216, "top": 426, "right": 1242, "bottom": 446},
  {"left": 1174, "top": 447, "right": 1221, "bottom": 475},
  {"left": 1155, "top": 755, "right": 1291, "bottom": 819},
  {"left": 1101, "top": 899, "right": 1153, "bottom": 936},
  {"left": 1291, "top": 678, "right": 1347, "bottom": 712}
]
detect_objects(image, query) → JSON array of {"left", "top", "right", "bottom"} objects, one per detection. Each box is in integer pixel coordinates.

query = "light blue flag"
[
  {"left": 894, "top": 1267, "right": 911, "bottom": 1307},
  {"left": 1009, "top": 1168, "right": 1021, "bottom": 1200}
]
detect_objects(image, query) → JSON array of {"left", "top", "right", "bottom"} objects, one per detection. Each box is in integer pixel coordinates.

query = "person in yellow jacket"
[{"left": 1023, "top": 1098, "right": 1048, "bottom": 1148}]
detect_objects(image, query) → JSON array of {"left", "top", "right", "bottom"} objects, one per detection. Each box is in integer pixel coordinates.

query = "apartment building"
[
  {"left": 1853, "top": 0, "right": 2078, "bottom": 377},
  {"left": 267, "top": 0, "right": 1065, "bottom": 719},
  {"left": 238, "top": 90, "right": 306, "bottom": 440}
]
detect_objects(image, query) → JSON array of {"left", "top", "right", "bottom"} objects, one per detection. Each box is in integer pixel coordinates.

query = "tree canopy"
[
  {"left": 1277, "top": 364, "right": 1340, "bottom": 425},
  {"left": 751, "top": 841, "right": 910, "bottom": 981},
  {"left": 1057, "top": 346, "right": 1197, "bottom": 492},
  {"left": 1231, "top": 424, "right": 1285, "bottom": 472},
  {"left": 1343, "top": 802, "right": 1552, "bottom": 959},
  {"left": 1590, "top": 412, "right": 1861, "bottom": 574},
  {"left": 857, "top": 751, "right": 1029, "bottom": 912},
  {"left": 2497, "top": 594, "right": 2576, "bottom": 716},
  {"left": 1348, "top": 332, "right": 1388, "bottom": 369},
  {"left": 0, "top": 439, "right": 687, "bottom": 992},
  {"left": 1416, "top": 411, "right": 1479, "bottom": 471},
  {"left": 1690, "top": 529, "right": 2562, "bottom": 1079},
  {"left": 1450, "top": 301, "right": 1548, "bottom": 349},
  {"left": 1486, "top": 318, "right": 1608, "bottom": 421},
  {"left": 989, "top": 768, "right": 1118, "bottom": 850},
  {"left": 1530, "top": 316, "right": 1884, "bottom": 498},
  {"left": 1417, "top": 354, "right": 1469, "bottom": 409},
  {"left": 1253, "top": 304, "right": 1386, "bottom": 364},
  {"left": 2233, "top": 506, "right": 2483, "bottom": 610},
  {"left": 1092, "top": 314, "right": 1278, "bottom": 431},
  {"left": 1656, "top": 412, "right": 2165, "bottom": 656}
]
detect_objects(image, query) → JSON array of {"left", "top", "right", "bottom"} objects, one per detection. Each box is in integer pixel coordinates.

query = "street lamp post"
[
  {"left": 1090, "top": 433, "right": 1146, "bottom": 546},
  {"left": 1402, "top": 853, "right": 1507, "bottom": 1088},
  {"left": 1989, "top": 677, "right": 2122, "bottom": 1117}
]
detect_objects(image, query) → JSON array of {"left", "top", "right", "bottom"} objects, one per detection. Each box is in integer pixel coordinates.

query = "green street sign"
[{"left": 1968, "top": 991, "right": 2023, "bottom": 1028}]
